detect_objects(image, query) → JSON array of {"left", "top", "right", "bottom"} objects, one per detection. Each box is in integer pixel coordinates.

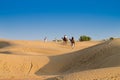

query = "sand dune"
[
  {"left": 51, "top": 67, "right": 120, "bottom": 80},
  {"left": 0, "top": 39, "right": 99, "bottom": 56},
  {"left": 48, "top": 39, "right": 120, "bottom": 80},
  {"left": 0, "top": 39, "right": 120, "bottom": 80},
  {"left": 0, "top": 39, "right": 99, "bottom": 79},
  {"left": 0, "top": 54, "right": 49, "bottom": 79}
]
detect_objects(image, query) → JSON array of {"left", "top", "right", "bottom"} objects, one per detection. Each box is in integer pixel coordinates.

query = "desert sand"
[{"left": 0, "top": 38, "right": 120, "bottom": 80}]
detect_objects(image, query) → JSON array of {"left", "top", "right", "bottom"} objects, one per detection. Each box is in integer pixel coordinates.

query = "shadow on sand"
[
  {"left": 35, "top": 41, "right": 114, "bottom": 75},
  {"left": 35, "top": 40, "right": 120, "bottom": 80},
  {"left": 0, "top": 51, "right": 12, "bottom": 54},
  {"left": 0, "top": 41, "right": 12, "bottom": 54},
  {"left": 0, "top": 41, "right": 12, "bottom": 48}
]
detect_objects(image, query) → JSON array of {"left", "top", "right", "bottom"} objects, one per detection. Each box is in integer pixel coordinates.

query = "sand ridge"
[
  {"left": 0, "top": 39, "right": 120, "bottom": 80},
  {"left": 49, "top": 39, "right": 120, "bottom": 80}
]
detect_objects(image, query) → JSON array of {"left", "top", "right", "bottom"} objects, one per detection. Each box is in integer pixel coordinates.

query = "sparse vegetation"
[
  {"left": 79, "top": 35, "right": 91, "bottom": 41},
  {"left": 109, "top": 37, "right": 114, "bottom": 40},
  {"left": 53, "top": 39, "right": 63, "bottom": 42}
]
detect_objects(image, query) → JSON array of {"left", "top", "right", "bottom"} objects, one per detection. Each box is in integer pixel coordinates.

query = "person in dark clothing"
[
  {"left": 69, "top": 37, "right": 75, "bottom": 48},
  {"left": 62, "top": 35, "right": 68, "bottom": 45}
]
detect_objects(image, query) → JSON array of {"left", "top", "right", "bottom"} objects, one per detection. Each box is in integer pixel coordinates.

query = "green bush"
[
  {"left": 109, "top": 37, "right": 114, "bottom": 40},
  {"left": 79, "top": 35, "right": 91, "bottom": 41}
]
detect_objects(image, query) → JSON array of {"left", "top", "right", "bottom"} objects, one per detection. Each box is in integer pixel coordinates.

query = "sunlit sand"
[{"left": 0, "top": 39, "right": 120, "bottom": 80}]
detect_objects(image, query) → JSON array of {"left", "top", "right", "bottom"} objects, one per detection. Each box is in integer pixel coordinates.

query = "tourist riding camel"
[
  {"left": 69, "top": 36, "right": 75, "bottom": 48},
  {"left": 62, "top": 35, "right": 68, "bottom": 45}
]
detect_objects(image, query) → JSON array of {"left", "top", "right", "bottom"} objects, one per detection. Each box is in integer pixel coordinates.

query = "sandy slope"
[
  {"left": 52, "top": 67, "right": 120, "bottom": 80},
  {"left": 0, "top": 39, "right": 99, "bottom": 56},
  {"left": 49, "top": 39, "right": 120, "bottom": 80},
  {"left": 0, "top": 39, "right": 99, "bottom": 79},
  {"left": 1, "top": 39, "right": 120, "bottom": 80},
  {"left": 0, "top": 54, "right": 49, "bottom": 79}
]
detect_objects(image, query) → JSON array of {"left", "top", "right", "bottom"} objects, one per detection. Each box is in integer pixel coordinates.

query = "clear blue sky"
[{"left": 0, "top": 0, "right": 120, "bottom": 40}]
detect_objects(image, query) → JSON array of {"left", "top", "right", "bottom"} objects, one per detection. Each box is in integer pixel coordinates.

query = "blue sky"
[{"left": 0, "top": 0, "right": 120, "bottom": 40}]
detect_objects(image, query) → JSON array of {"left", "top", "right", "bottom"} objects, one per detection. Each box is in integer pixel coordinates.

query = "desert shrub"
[
  {"left": 109, "top": 37, "right": 114, "bottom": 40},
  {"left": 53, "top": 39, "right": 62, "bottom": 42},
  {"left": 79, "top": 35, "right": 91, "bottom": 41}
]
